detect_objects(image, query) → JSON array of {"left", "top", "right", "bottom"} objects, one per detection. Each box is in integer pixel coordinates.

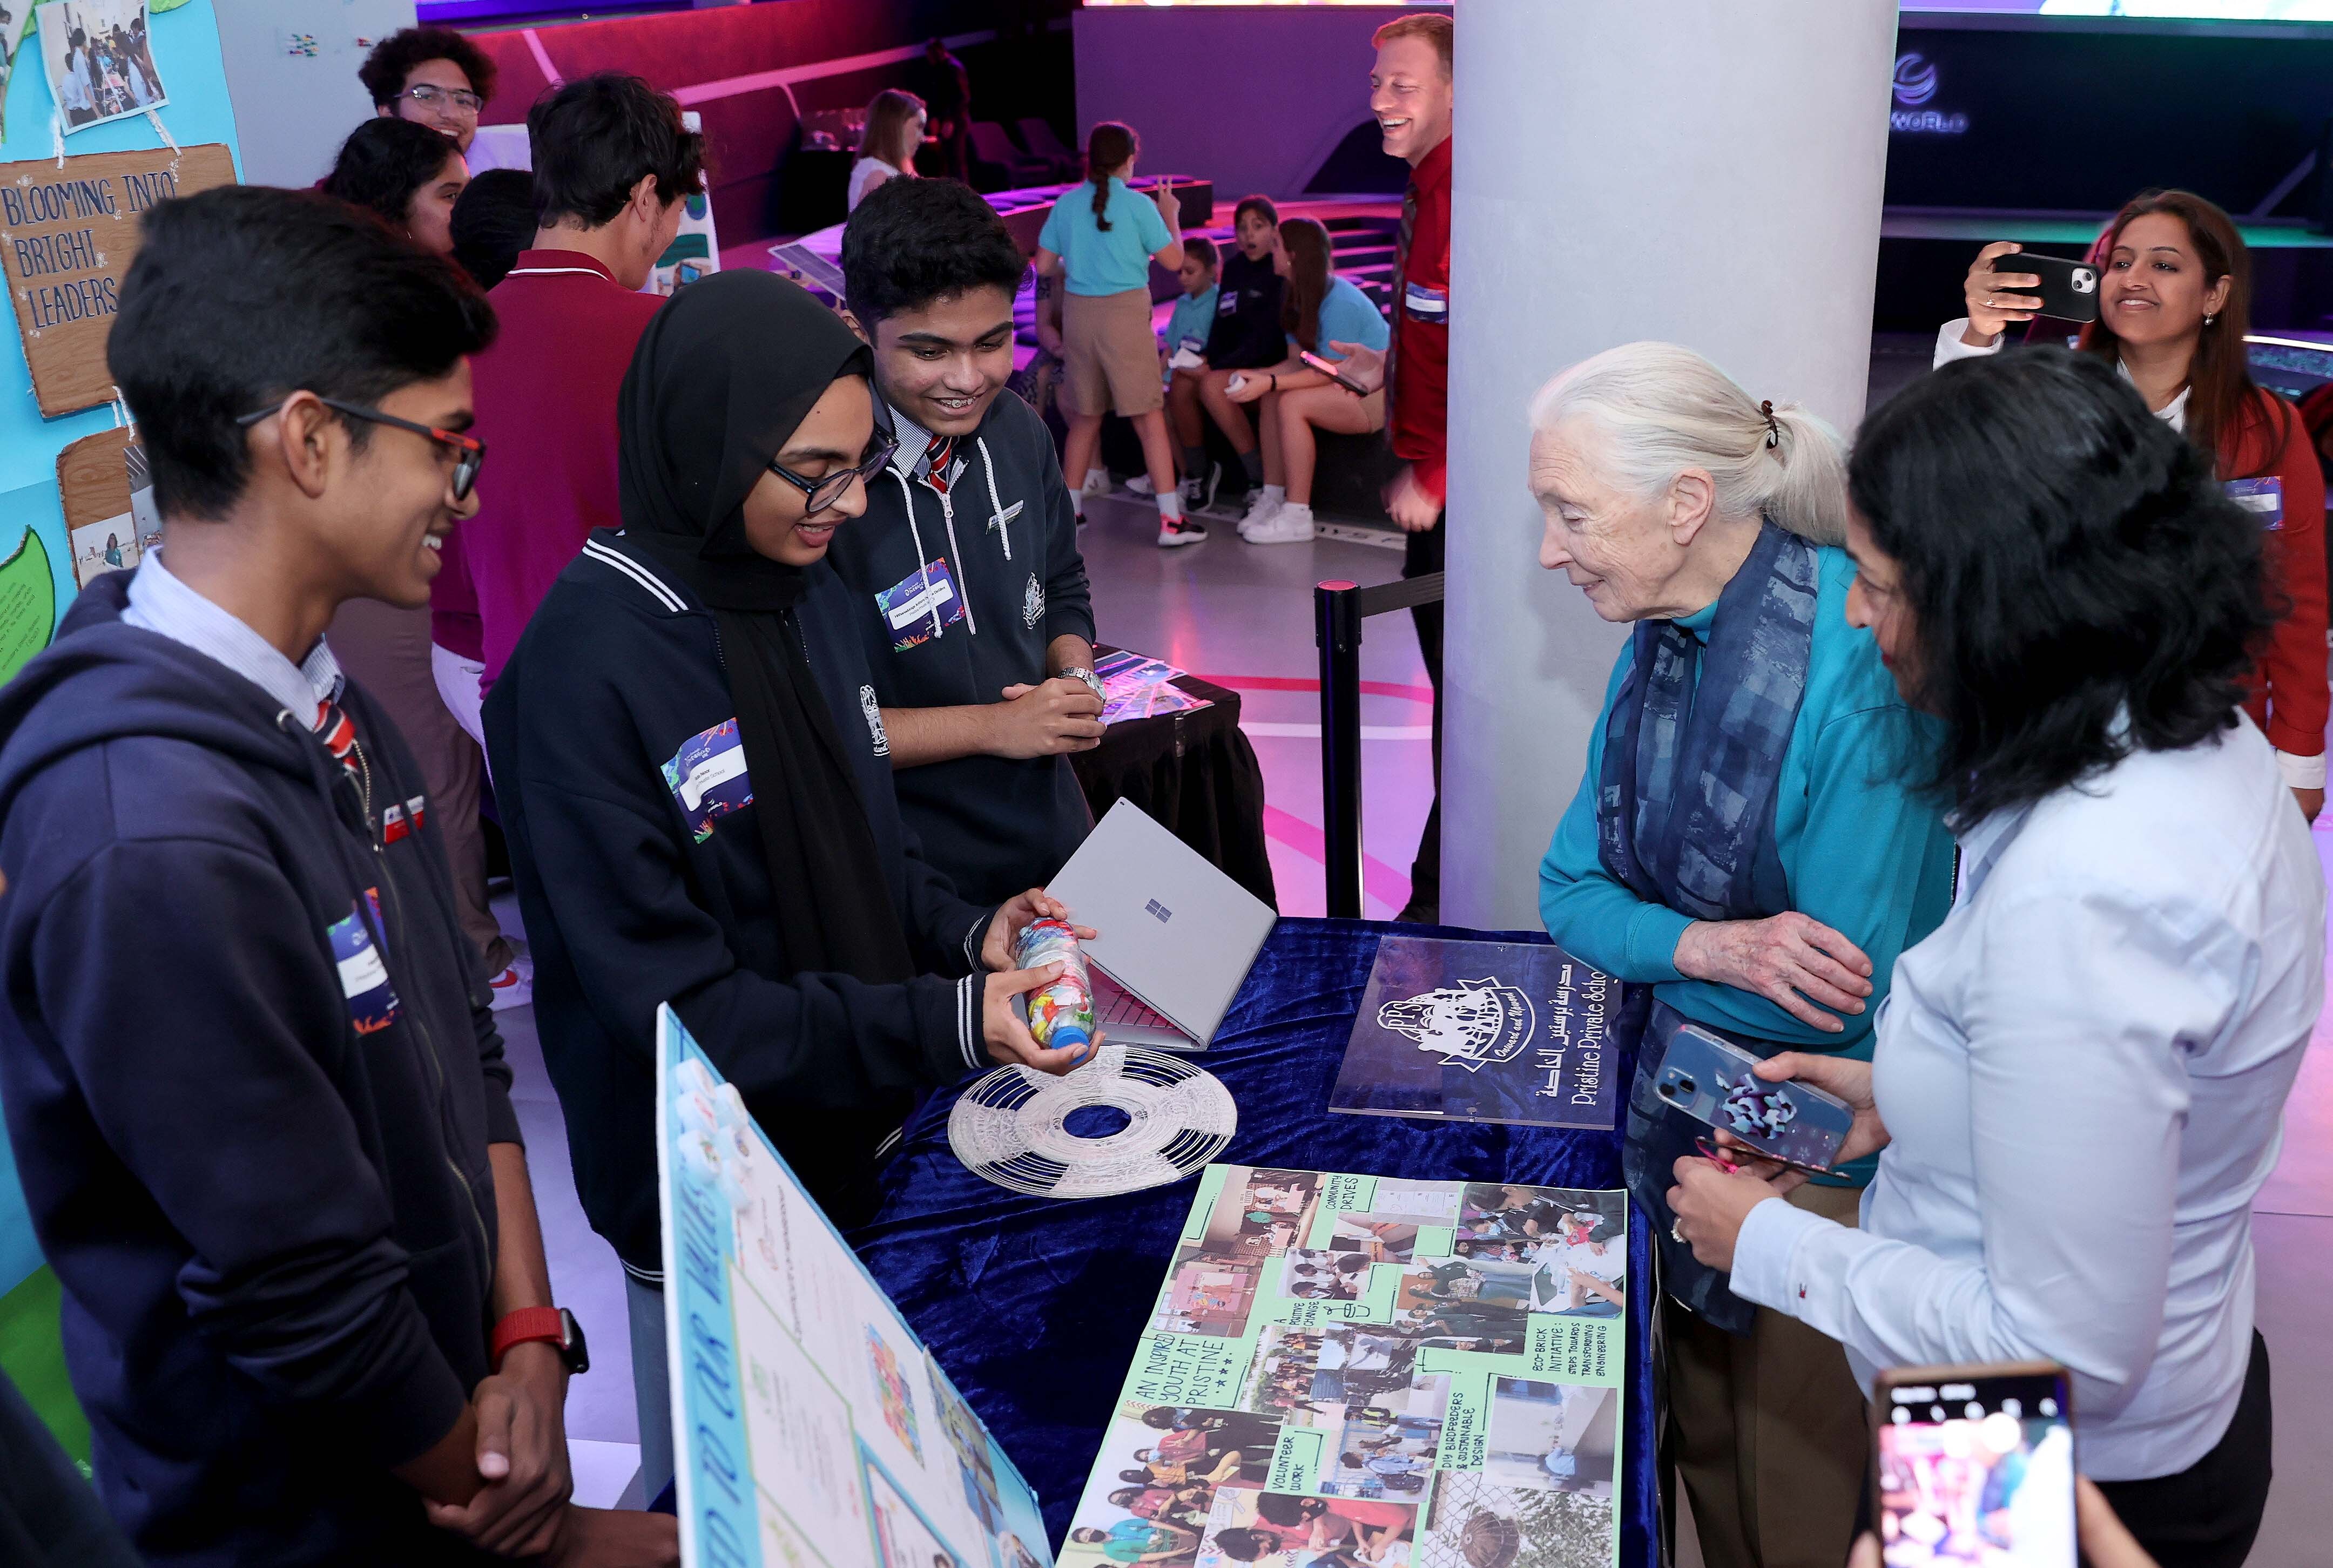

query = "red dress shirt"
[{"left": 1390, "top": 135, "right": 1452, "bottom": 504}]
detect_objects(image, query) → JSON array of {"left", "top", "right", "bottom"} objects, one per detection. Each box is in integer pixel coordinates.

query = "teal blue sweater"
[{"left": 1540, "top": 546, "right": 1956, "bottom": 1091}]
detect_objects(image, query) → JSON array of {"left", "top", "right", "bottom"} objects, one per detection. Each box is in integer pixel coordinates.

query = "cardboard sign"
[
  {"left": 1, "top": 142, "right": 234, "bottom": 417},
  {"left": 56, "top": 425, "right": 137, "bottom": 588}
]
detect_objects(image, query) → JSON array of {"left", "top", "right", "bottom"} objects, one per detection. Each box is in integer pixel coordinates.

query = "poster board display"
[
  {"left": 657, "top": 1004, "right": 1055, "bottom": 1568},
  {"left": 1331, "top": 938, "right": 1621, "bottom": 1131},
  {"left": 0, "top": 140, "right": 233, "bottom": 416},
  {"left": 1061, "top": 1167, "right": 1628, "bottom": 1568}
]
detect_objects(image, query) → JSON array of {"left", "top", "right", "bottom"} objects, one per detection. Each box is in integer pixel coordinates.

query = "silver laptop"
[{"left": 1046, "top": 800, "right": 1277, "bottom": 1051}]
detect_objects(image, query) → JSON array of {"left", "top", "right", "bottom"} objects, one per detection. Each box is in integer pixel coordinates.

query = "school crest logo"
[
  {"left": 1376, "top": 978, "right": 1535, "bottom": 1071},
  {"left": 859, "top": 684, "right": 888, "bottom": 756},
  {"left": 1022, "top": 573, "right": 1043, "bottom": 629}
]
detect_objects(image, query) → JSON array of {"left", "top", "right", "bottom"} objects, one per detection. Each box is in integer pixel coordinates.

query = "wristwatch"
[
  {"left": 1059, "top": 666, "right": 1105, "bottom": 706},
  {"left": 491, "top": 1306, "right": 589, "bottom": 1375}
]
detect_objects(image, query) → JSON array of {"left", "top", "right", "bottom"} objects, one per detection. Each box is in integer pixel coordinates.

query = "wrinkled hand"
[
  {"left": 1326, "top": 341, "right": 1385, "bottom": 394},
  {"left": 2294, "top": 786, "right": 2322, "bottom": 826},
  {"left": 1384, "top": 464, "right": 1441, "bottom": 532},
  {"left": 423, "top": 1346, "right": 570, "bottom": 1556},
  {"left": 1963, "top": 240, "right": 2042, "bottom": 342},
  {"left": 1664, "top": 1154, "right": 1785, "bottom": 1272},
  {"left": 994, "top": 677, "right": 1104, "bottom": 759},
  {"left": 542, "top": 1506, "right": 680, "bottom": 1568},
  {"left": 982, "top": 888, "right": 1097, "bottom": 972},
  {"left": 1715, "top": 1053, "right": 1887, "bottom": 1195},
  {"left": 1674, "top": 913, "right": 1873, "bottom": 1032},
  {"left": 983, "top": 962, "right": 1101, "bottom": 1073}
]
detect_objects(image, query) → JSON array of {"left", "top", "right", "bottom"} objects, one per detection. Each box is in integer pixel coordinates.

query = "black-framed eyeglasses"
[
  {"left": 768, "top": 432, "right": 899, "bottom": 516},
  {"left": 403, "top": 84, "right": 483, "bottom": 116},
  {"left": 237, "top": 395, "right": 487, "bottom": 502}
]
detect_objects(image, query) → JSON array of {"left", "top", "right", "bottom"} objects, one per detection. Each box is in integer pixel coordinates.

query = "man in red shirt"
[
  {"left": 1339, "top": 14, "right": 1453, "bottom": 921},
  {"left": 430, "top": 73, "right": 703, "bottom": 742}
]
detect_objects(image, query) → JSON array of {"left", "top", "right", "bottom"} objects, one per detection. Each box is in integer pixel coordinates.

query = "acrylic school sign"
[{"left": 0, "top": 143, "right": 234, "bottom": 417}]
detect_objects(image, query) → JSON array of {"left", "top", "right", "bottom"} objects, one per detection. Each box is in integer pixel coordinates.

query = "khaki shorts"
[{"left": 1061, "top": 287, "right": 1165, "bottom": 418}]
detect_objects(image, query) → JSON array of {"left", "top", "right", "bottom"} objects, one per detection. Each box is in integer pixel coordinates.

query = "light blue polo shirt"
[
  {"left": 1037, "top": 178, "right": 1174, "bottom": 297},
  {"left": 1290, "top": 275, "right": 1391, "bottom": 362}
]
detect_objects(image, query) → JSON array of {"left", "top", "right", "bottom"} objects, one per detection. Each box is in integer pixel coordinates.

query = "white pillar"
[{"left": 1441, "top": 0, "right": 1899, "bottom": 930}]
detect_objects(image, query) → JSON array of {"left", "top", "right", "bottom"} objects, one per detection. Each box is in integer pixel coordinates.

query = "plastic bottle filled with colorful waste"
[{"left": 1014, "top": 916, "right": 1095, "bottom": 1063}]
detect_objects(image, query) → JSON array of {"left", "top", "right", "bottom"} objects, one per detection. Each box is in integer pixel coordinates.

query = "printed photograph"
[
  {"left": 1192, "top": 1491, "right": 1418, "bottom": 1568},
  {"left": 929, "top": 1359, "right": 1004, "bottom": 1531},
  {"left": 1239, "top": 1326, "right": 1335, "bottom": 1418},
  {"left": 38, "top": 0, "right": 163, "bottom": 133},
  {"left": 69, "top": 512, "right": 138, "bottom": 590},
  {"left": 1064, "top": 1403, "right": 1285, "bottom": 1568},
  {"left": 1457, "top": 1186, "right": 1625, "bottom": 1247},
  {"left": 1282, "top": 1249, "right": 1374, "bottom": 1302},
  {"left": 1200, "top": 1168, "right": 1325, "bottom": 1261},
  {"left": 1314, "top": 1372, "right": 1448, "bottom": 1499},
  {"left": 1482, "top": 1378, "right": 1619, "bottom": 1497},
  {"left": 1149, "top": 1247, "right": 1270, "bottom": 1336},
  {"left": 1420, "top": 1470, "right": 1617, "bottom": 1568}
]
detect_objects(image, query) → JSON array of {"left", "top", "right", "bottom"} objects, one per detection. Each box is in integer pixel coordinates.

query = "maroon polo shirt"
[{"left": 431, "top": 249, "right": 665, "bottom": 688}]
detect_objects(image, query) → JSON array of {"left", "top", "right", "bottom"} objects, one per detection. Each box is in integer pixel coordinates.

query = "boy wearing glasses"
[
  {"left": 831, "top": 176, "right": 1101, "bottom": 906},
  {"left": 359, "top": 26, "right": 497, "bottom": 154},
  {"left": 0, "top": 188, "right": 670, "bottom": 1564}
]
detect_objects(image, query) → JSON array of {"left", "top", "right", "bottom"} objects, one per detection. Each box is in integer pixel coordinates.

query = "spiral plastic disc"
[{"left": 947, "top": 1045, "right": 1237, "bottom": 1199}]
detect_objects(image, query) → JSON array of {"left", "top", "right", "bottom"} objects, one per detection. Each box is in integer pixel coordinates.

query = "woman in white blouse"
[
  {"left": 848, "top": 89, "right": 925, "bottom": 212},
  {"left": 1668, "top": 347, "right": 2323, "bottom": 1568}
]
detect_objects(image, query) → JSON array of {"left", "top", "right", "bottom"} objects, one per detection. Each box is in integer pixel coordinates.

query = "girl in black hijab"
[{"left": 486, "top": 269, "right": 1088, "bottom": 1492}]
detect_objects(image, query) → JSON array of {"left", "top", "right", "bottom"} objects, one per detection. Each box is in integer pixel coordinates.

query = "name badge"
[
  {"left": 381, "top": 794, "right": 428, "bottom": 844},
  {"left": 874, "top": 558, "right": 965, "bottom": 651},
  {"left": 1178, "top": 333, "right": 1205, "bottom": 355},
  {"left": 2227, "top": 476, "right": 2285, "bottom": 530},
  {"left": 328, "top": 890, "right": 400, "bottom": 1036},
  {"left": 1403, "top": 280, "right": 1448, "bottom": 323},
  {"left": 662, "top": 718, "right": 754, "bottom": 843},
  {"left": 1216, "top": 292, "right": 1238, "bottom": 316}
]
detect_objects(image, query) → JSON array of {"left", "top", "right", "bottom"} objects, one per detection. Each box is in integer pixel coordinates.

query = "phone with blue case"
[{"left": 1653, "top": 1017, "right": 1856, "bottom": 1171}]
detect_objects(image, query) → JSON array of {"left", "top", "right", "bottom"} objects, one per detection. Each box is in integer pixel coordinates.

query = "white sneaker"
[
  {"left": 1237, "top": 490, "right": 1282, "bottom": 538},
  {"left": 1245, "top": 505, "right": 1316, "bottom": 545},
  {"left": 1081, "top": 467, "right": 1112, "bottom": 496},
  {"left": 1157, "top": 516, "right": 1210, "bottom": 548},
  {"left": 487, "top": 953, "right": 534, "bottom": 1011},
  {"left": 1123, "top": 474, "right": 1157, "bottom": 497}
]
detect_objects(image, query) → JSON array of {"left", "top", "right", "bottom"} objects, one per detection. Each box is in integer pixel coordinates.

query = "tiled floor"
[{"left": 507, "top": 483, "right": 2333, "bottom": 1558}]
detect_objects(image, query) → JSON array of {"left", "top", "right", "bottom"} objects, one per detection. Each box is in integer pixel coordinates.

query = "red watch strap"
[{"left": 491, "top": 1306, "right": 565, "bottom": 1369}]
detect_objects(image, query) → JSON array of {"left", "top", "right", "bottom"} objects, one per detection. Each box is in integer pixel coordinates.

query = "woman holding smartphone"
[
  {"left": 1939, "top": 190, "right": 2327, "bottom": 823},
  {"left": 1224, "top": 217, "right": 1390, "bottom": 544},
  {"left": 1670, "top": 348, "right": 2321, "bottom": 1568}
]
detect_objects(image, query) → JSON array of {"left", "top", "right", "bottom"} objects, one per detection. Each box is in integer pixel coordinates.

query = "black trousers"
[
  {"left": 1403, "top": 515, "right": 1444, "bottom": 909},
  {"left": 2092, "top": 1330, "right": 2273, "bottom": 1568}
]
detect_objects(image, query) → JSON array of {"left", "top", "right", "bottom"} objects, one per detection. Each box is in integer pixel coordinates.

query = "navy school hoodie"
[
  {"left": 827, "top": 389, "right": 1096, "bottom": 906},
  {"left": 483, "top": 531, "right": 994, "bottom": 1278},
  {"left": 0, "top": 572, "right": 516, "bottom": 1568}
]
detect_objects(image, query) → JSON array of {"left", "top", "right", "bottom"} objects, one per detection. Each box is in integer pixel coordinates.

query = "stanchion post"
[{"left": 1315, "top": 579, "right": 1365, "bottom": 918}]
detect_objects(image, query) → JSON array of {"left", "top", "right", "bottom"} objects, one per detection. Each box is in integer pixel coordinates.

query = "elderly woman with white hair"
[{"left": 1533, "top": 343, "right": 1957, "bottom": 1568}]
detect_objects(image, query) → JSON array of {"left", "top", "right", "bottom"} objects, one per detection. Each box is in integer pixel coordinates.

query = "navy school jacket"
[
  {"left": 483, "top": 531, "right": 994, "bottom": 1278},
  {"left": 0, "top": 572, "right": 514, "bottom": 1567},
  {"left": 828, "top": 390, "right": 1097, "bottom": 905}
]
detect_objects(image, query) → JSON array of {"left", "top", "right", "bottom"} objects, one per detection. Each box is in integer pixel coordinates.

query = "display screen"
[
  {"left": 1074, "top": 0, "right": 2333, "bottom": 13},
  {"left": 1876, "top": 1370, "right": 2076, "bottom": 1566}
]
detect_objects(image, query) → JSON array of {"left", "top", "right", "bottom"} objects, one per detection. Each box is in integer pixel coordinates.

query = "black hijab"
[{"left": 617, "top": 269, "right": 914, "bottom": 984}]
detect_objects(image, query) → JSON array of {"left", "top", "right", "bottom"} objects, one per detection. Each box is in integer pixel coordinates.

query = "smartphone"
[
  {"left": 1993, "top": 250, "right": 2101, "bottom": 325},
  {"left": 1873, "top": 1362, "right": 2075, "bottom": 1567},
  {"left": 1651, "top": 1017, "right": 1855, "bottom": 1172},
  {"left": 1298, "top": 349, "right": 1370, "bottom": 396}
]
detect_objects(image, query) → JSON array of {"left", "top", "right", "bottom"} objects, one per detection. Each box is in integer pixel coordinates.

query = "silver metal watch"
[{"left": 1060, "top": 666, "right": 1105, "bottom": 706}]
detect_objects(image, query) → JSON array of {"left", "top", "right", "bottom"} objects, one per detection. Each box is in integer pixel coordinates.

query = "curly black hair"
[
  {"left": 841, "top": 176, "right": 1029, "bottom": 325},
  {"left": 1848, "top": 347, "right": 2274, "bottom": 827},
  {"left": 358, "top": 26, "right": 496, "bottom": 109},
  {"left": 321, "top": 117, "right": 462, "bottom": 232}
]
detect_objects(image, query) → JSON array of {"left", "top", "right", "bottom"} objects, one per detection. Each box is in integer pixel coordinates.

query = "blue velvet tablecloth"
[{"left": 855, "top": 916, "right": 1657, "bottom": 1565}]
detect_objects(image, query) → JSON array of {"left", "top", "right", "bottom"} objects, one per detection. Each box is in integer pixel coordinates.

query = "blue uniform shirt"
[
  {"left": 1038, "top": 179, "right": 1173, "bottom": 297},
  {"left": 1290, "top": 275, "right": 1391, "bottom": 361}
]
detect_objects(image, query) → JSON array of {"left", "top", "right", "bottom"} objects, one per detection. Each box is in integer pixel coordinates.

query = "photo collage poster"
[
  {"left": 658, "top": 1006, "right": 1052, "bottom": 1568},
  {"left": 1063, "top": 1167, "right": 1628, "bottom": 1568}
]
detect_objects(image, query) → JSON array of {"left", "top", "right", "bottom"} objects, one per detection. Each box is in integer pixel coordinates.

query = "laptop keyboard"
[{"left": 1094, "top": 970, "right": 1178, "bottom": 1031}]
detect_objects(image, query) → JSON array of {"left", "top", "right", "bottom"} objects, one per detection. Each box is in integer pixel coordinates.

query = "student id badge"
[
  {"left": 1403, "top": 280, "right": 1449, "bottom": 324},
  {"left": 662, "top": 718, "right": 754, "bottom": 843},
  {"left": 2227, "top": 476, "right": 2285, "bottom": 530},
  {"left": 1216, "top": 291, "right": 1238, "bottom": 317},
  {"left": 1177, "top": 332, "right": 1206, "bottom": 355},
  {"left": 328, "top": 889, "right": 400, "bottom": 1036},
  {"left": 875, "top": 558, "right": 965, "bottom": 651}
]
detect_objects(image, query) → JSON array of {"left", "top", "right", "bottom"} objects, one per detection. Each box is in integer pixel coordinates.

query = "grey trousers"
[{"left": 624, "top": 1274, "right": 675, "bottom": 1505}]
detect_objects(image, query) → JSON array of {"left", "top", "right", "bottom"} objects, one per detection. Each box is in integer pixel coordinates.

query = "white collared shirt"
[
  {"left": 1731, "top": 713, "right": 2323, "bottom": 1481},
  {"left": 121, "top": 550, "right": 343, "bottom": 719}
]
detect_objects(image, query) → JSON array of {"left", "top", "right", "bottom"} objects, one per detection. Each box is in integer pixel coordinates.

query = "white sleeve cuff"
[
  {"left": 963, "top": 912, "right": 989, "bottom": 973},
  {"left": 2276, "top": 749, "right": 2326, "bottom": 791},
  {"left": 1933, "top": 319, "right": 2002, "bottom": 369},
  {"left": 1727, "top": 1195, "right": 1836, "bottom": 1317},
  {"left": 958, "top": 975, "right": 982, "bottom": 1071}
]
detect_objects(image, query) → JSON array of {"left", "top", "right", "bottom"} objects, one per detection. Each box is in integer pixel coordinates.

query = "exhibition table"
[{"left": 857, "top": 916, "right": 1657, "bottom": 1563}]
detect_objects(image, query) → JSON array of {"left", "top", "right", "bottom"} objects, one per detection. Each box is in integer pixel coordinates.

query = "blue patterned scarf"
[{"left": 1596, "top": 518, "right": 1818, "bottom": 923}]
